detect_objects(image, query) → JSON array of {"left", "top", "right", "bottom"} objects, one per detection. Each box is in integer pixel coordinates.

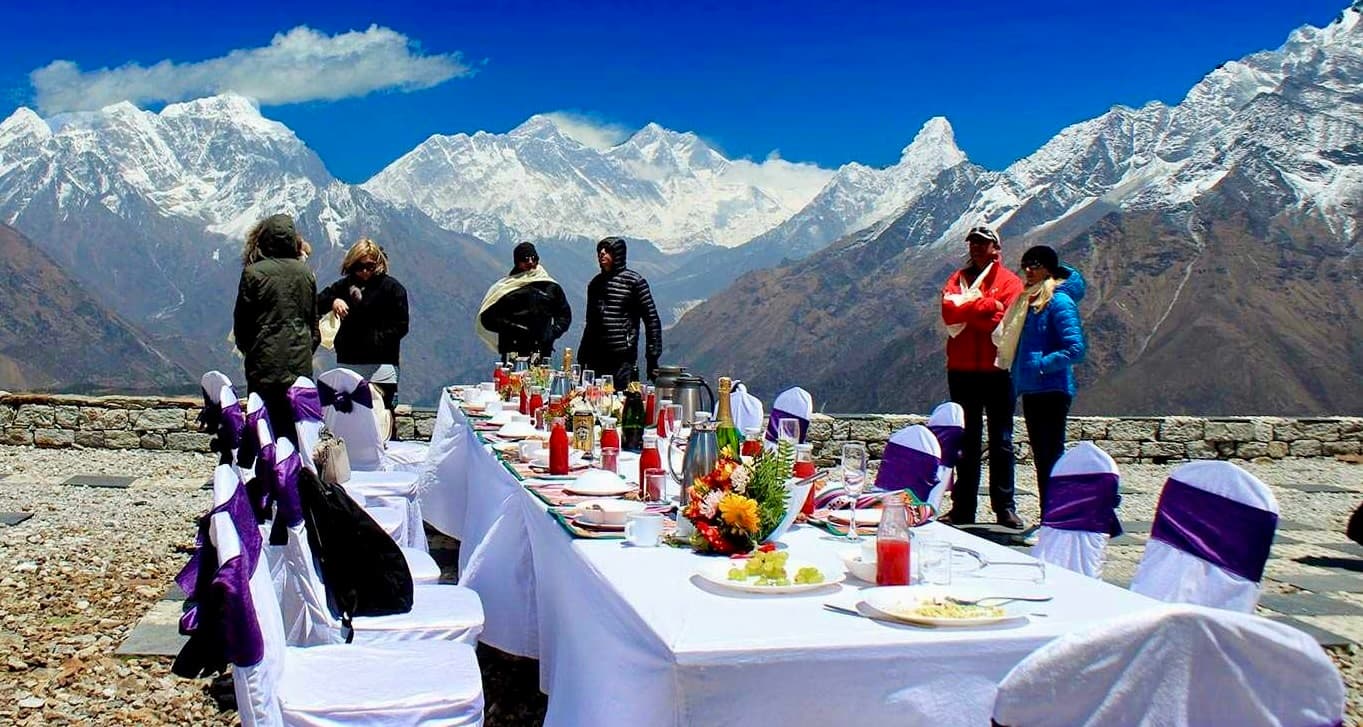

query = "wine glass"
[
  {"left": 842, "top": 442, "right": 868, "bottom": 541},
  {"left": 598, "top": 375, "right": 614, "bottom": 396},
  {"left": 777, "top": 417, "right": 801, "bottom": 446},
  {"left": 571, "top": 364, "right": 582, "bottom": 388},
  {"left": 581, "top": 369, "right": 595, "bottom": 394}
]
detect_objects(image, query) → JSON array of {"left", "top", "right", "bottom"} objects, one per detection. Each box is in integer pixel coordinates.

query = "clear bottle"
[
  {"left": 793, "top": 444, "right": 818, "bottom": 515},
  {"left": 875, "top": 492, "right": 912, "bottom": 586}
]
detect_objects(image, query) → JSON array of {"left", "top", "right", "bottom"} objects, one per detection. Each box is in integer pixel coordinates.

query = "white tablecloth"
[{"left": 424, "top": 392, "right": 1165, "bottom": 725}]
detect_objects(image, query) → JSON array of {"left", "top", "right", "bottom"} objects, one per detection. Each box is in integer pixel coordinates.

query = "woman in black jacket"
[
  {"left": 233, "top": 214, "right": 319, "bottom": 443},
  {"left": 318, "top": 239, "right": 410, "bottom": 414}
]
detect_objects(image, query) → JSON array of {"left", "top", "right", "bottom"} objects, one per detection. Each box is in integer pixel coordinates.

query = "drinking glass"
[
  {"left": 644, "top": 468, "right": 668, "bottom": 504},
  {"left": 842, "top": 442, "right": 868, "bottom": 541},
  {"left": 598, "top": 375, "right": 615, "bottom": 396},
  {"left": 917, "top": 539, "right": 952, "bottom": 585},
  {"left": 581, "top": 369, "right": 595, "bottom": 392},
  {"left": 571, "top": 364, "right": 582, "bottom": 387},
  {"left": 666, "top": 403, "right": 684, "bottom": 434},
  {"left": 778, "top": 417, "right": 801, "bottom": 446}
]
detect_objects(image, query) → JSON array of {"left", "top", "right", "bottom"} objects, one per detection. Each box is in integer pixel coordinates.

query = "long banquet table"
[{"left": 418, "top": 390, "right": 1163, "bottom": 726}]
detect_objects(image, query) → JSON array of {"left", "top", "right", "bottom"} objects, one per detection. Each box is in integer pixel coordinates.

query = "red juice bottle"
[
  {"left": 528, "top": 387, "right": 544, "bottom": 423},
  {"left": 600, "top": 416, "right": 620, "bottom": 450},
  {"left": 656, "top": 399, "right": 672, "bottom": 439},
  {"left": 638, "top": 433, "right": 662, "bottom": 496},
  {"left": 876, "top": 492, "right": 912, "bottom": 586},
  {"left": 644, "top": 386, "right": 656, "bottom": 433},
  {"left": 549, "top": 418, "right": 570, "bottom": 475}
]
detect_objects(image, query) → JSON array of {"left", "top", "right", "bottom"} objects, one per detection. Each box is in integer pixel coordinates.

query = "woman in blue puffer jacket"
[{"left": 998, "top": 245, "right": 1086, "bottom": 508}]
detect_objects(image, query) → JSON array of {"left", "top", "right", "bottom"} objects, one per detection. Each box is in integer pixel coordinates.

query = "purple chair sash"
[
  {"left": 928, "top": 424, "right": 964, "bottom": 469},
  {"left": 236, "top": 407, "right": 268, "bottom": 471},
  {"left": 1041, "top": 472, "right": 1123, "bottom": 536},
  {"left": 174, "top": 479, "right": 265, "bottom": 666},
  {"left": 247, "top": 442, "right": 278, "bottom": 524},
  {"left": 764, "top": 407, "right": 809, "bottom": 444},
  {"left": 273, "top": 452, "right": 304, "bottom": 528},
  {"left": 874, "top": 441, "right": 940, "bottom": 504},
  {"left": 287, "top": 385, "right": 324, "bottom": 424},
  {"left": 199, "top": 396, "right": 247, "bottom": 454},
  {"left": 317, "top": 379, "right": 373, "bottom": 414},
  {"left": 1150, "top": 478, "right": 1277, "bottom": 583}
]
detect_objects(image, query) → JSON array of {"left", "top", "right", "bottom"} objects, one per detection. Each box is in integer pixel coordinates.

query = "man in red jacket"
[{"left": 940, "top": 226, "right": 1025, "bottom": 528}]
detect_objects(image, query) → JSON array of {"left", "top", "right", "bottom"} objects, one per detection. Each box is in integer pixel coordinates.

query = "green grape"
[{"left": 727, "top": 568, "right": 746, "bottom": 581}]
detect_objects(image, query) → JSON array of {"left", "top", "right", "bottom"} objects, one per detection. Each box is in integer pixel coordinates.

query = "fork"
[{"left": 945, "top": 595, "right": 1054, "bottom": 606}]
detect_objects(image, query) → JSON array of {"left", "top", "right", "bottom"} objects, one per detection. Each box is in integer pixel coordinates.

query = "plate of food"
[
  {"left": 861, "top": 585, "right": 1031, "bottom": 627},
  {"left": 695, "top": 550, "right": 843, "bottom": 594}
]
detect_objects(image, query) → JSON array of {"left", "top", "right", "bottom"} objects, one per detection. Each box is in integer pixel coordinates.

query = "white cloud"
[
  {"left": 31, "top": 25, "right": 472, "bottom": 114},
  {"left": 724, "top": 151, "right": 835, "bottom": 208},
  {"left": 542, "top": 111, "right": 632, "bottom": 150}
]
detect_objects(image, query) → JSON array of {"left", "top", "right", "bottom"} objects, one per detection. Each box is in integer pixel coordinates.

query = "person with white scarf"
[
  {"left": 477, "top": 242, "right": 572, "bottom": 362},
  {"left": 993, "top": 245, "right": 1087, "bottom": 524}
]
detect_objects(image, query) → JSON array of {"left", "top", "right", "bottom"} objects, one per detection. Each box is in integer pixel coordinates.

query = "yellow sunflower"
[{"left": 717, "top": 493, "right": 760, "bottom": 534}]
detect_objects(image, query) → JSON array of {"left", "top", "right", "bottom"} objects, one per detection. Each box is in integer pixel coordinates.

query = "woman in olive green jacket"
[{"left": 232, "top": 214, "right": 320, "bottom": 440}]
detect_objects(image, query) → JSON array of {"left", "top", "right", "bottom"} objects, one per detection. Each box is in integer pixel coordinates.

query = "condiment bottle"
[
  {"left": 527, "top": 387, "right": 544, "bottom": 424},
  {"left": 549, "top": 418, "right": 570, "bottom": 475},
  {"left": 656, "top": 398, "right": 673, "bottom": 438},
  {"left": 793, "top": 443, "right": 818, "bottom": 515},
  {"left": 638, "top": 433, "right": 662, "bottom": 497},
  {"left": 599, "top": 416, "right": 620, "bottom": 451},
  {"left": 643, "top": 385, "right": 657, "bottom": 434},
  {"left": 740, "top": 426, "right": 764, "bottom": 458},
  {"left": 875, "top": 492, "right": 912, "bottom": 586},
  {"left": 518, "top": 378, "right": 530, "bottom": 415}
]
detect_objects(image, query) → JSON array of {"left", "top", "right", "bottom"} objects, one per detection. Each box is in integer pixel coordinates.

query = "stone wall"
[{"left": 2, "top": 393, "right": 1360, "bottom": 466}]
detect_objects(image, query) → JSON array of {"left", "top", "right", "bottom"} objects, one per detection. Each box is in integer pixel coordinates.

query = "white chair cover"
[
  {"left": 271, "top": 440, "right": 483, "bottom": 648},
  {"left": 925, "top": 401, "right": 965, "bottom": 510},
  {"left": 714, "top": 381, "right": 765, "bottom": 433},
  {"left": 763, "top": 386, "right": 813, "bottom": 448},
  {"left": 992, "top": 604, "right": 1345, "bottom": 727},
  {"left": 1131, "top": 461, "right": 1279, "bottom": 612},
  {"left": 872, "top": 425, "right": 942, "bottom": 511},
  {"left": 209, "top": 473, "right": 485, "bottom": 726},
  {"left": 317, "top": 368, "right": 430, "bottom": 473},
  {"left": 1031, "top": 443, "right": 1121, "bottom": 578},
  {"left": 245, "top": 394, "right": 289, "bottom": 602},
  {"left": 290, "top": 376, "right": 431, "bottom": 559}
]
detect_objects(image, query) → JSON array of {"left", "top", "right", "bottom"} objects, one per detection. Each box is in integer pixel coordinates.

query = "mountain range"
[{"left": 0, "top": 4, "right": 1360, "bottom": 413}]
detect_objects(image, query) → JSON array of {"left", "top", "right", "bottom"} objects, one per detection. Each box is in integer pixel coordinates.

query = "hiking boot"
[{"left": 996, "top": 511, "right": 1026, "bottom": 530}]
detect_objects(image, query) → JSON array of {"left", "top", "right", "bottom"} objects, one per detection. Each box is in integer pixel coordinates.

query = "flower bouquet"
[{"left": 684, "top": 440, "right": 795, "bottom": 555}]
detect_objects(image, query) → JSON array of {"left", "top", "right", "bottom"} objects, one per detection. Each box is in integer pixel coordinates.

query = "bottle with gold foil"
[
  {"left": 562, "top": 347, "right": 573, "bottom": 374},
  {"left": 714, "top": 376, "right": 742, "bottom": 458}
]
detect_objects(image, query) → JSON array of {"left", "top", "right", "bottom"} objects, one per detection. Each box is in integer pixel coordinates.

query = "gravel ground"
[{"left": 0, "top": 445, "right": 1359, "bottom": 724}]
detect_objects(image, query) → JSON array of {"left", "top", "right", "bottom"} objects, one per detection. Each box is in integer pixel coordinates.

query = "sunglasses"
[{"left": 354, "top": 261, "right": 378, "bottom": 272}]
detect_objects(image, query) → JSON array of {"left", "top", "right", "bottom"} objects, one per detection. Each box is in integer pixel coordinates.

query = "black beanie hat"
[
  {"left": 514, "top": 241, "right": 538, "bottom": 264},
  {"left": 1020, "top": 245, "right": 1060, "bottom": 276}
]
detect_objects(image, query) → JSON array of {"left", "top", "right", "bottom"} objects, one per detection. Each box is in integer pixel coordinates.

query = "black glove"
[{"left": 646, "top": 356, "right": 660, "bottom": 382}]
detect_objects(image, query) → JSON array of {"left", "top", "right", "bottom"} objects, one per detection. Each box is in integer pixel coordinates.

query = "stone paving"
[{"left": 1, "top": 444, "right": 1361, "bottom": 724}]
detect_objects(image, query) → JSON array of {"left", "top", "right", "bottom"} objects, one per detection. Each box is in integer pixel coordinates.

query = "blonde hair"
[{"left": 341, "top": 238, "right": 389, "bottom": 275}]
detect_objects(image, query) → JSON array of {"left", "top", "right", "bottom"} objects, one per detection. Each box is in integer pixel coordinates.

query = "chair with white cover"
[
  {"left": 199, "top": 372, "right": 247, "bottom": 467},
  {"left": 925, "top": 401, "right": 965, "bottom": 510},
  {"left": 763, "top": 386, "right": 813, "bottom": 448},
  {"left": 317, "top": 367, "right": 429, "bottom": 472},
  {"left": 270, "top": 438, "right": 484, "bottom": 648},
  {"left": 242, "top": 394, "right": 292, "bottom": 600},
  {"left": 200, "top": 467, "right": 484, "bottom": 726},
  {"left": 991, "top": 604, "right": 1345, "bottom": 727},
  {"left": 873, "top": 425, "right": 943, "bottom": 512},
  {"left": 289, "top": 376, "right": 433, "bottom": 561},
  {"left": 1130, "top": 461, "right": 1279, "bottom": 612},
  {"left": 714, "top": 380, "right": 765, "bottom": 433},
  {"left": 1030, "top": 443, "right": 1122, "bottom": 578}
]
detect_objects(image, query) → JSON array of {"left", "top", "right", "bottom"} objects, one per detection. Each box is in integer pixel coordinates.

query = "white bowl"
[
  {"left": 488, "top": 410, "right": 517, "bottom": 426},
  {"left": 575, "top": 498, "right": 646, "bottom": 526},
  {"left": 840, "top": 550, "right": 878, "bottom": 583}
]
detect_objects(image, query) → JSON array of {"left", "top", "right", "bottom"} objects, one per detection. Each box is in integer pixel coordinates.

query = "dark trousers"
[
  {"left": 1022, "top": 392, "right": 1072, "bottom": 512},
  {"left": 250, "top": 382, "right": 299, "bottom": 447},
  {"left": 947, "top": 370, "right": 1016, "bottom": 520}
]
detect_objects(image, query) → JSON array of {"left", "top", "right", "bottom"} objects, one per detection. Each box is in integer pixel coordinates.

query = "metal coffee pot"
[
  {"left": 651, "top": 365, "right": 688, "bottom": 403},
  {"left": 671, "top": 373, "right": 714, "bottom": 427}
]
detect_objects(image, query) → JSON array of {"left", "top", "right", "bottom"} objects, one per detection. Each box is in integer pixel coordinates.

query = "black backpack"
[{"left": 295, "top": 467, "right": 414, "bottom": 640}]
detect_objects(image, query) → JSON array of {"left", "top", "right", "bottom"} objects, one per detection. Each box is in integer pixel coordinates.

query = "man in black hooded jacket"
[
  {"left": 478, "top": 242, "right": 572, "bottom": 361},
  {"left": 578, "top": 236, "right": 662, "bottom": 386}
]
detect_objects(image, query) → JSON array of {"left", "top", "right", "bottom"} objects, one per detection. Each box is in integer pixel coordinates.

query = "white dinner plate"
[
  {"left": 861, "top": 585, "right": 1032, "bottom": 627},
  {"left": 562, "top": 470, "right": 635, "bottom": 496},
  {"left": 695, "top": 559, "right": 844, "bottom": 594}
]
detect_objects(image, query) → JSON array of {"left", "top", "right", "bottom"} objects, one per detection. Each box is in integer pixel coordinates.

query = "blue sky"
[{"left": 2, "top": 0, "right": 1349, "bottom": 183}]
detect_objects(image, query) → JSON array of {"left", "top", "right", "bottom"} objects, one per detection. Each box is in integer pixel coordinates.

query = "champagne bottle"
[
  {"left": 562, "top": 347, "right": 573, "bottom": 373},
  {"left": 715, "top": 376, "right": 742, "bottom": 458}
]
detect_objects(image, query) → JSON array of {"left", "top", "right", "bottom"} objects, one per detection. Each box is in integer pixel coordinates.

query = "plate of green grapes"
[{"left": 696, "top": 550, "right": 845, "bottom": 594}]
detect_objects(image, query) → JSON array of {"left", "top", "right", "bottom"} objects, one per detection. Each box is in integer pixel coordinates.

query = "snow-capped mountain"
[
  {"left": 668, "top": 4, "right": 1363, "bottom": 416},
  {"left": 361, "top": 115, "right": 833, "bottom": 252}
]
